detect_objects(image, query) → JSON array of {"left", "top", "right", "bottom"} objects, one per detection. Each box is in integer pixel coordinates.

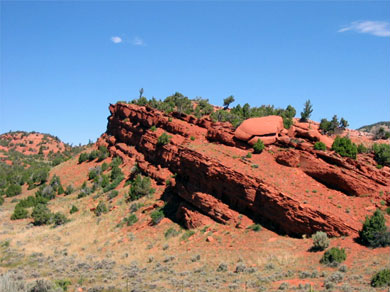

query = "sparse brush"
[
  {"left": 164, "top": 227, "right": 180, "bottom": 239},
  {"left": 311, "top": 231, "right": 330, "bottom": 251}
]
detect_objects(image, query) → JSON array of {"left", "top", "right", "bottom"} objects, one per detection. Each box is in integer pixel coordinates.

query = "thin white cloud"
[
  {"left": 111, "top": 36, "right": 123, "bottom": 44},
  {"left": 132, "top": 36, "right": 145, "bottom": 46},
  {"left": 338, "top": 21, "right": 390, "bottom": 37}
]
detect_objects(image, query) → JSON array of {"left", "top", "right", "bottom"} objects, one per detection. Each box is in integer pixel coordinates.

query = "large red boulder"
[{"left": 234, "top": 116, "right": 284, "bottom": 142}]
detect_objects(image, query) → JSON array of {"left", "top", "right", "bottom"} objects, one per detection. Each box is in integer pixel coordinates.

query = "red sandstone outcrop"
[
  {"left": 235, "top": 116, "right": 284, "bottom": 145},
  {"left": 275, "top": 149, "right": 389, "bottom": 197},
  {"left": 99, "top": 103, "right": 390, "bottom": 237}
]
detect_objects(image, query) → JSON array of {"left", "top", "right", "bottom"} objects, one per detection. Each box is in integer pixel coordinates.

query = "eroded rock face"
[
  {"left": 99, "top": 103, "right": 389, "bottom": 237},
  {"left": 275, "top": 149, "right": 390, "bottom": 197},
  {"left": 234, "top": 116, "right": 284, "bottom": 145}
]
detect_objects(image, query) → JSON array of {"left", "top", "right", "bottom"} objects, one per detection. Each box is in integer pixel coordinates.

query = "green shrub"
[
  {"left": 371, "top": 269, "right": 390, "bottom": 287},
  {"left": 88, "top": 150, "right": 99, "bottom": 161},
  {"left": 110, "top": 165, "right": 123, "bottom": 181},
  {"left": 15, "top": 196, "right": 36, "bottom": 208},
  {"left": 372, "top": 143, "right": 390, "bottom": 167},
  {"left": 357, "top": 143, "right": 368, "bottom": 154},
  {"left": 97, "top": 146, "right": 109, "bottom": 162},
  {"left": 311, "top": 231, "right": 330, "bottom": 251},
  {"left": 150, "top": 209, "right": 164, "bottom": 225},
  {"left": 181, "top": 230, "right": 195, "bottom": 241},
  {"left": 31, "top": 204, "right": 52, "bottom": 225},
  {"left": 49, "top": 175, "right": 62, "bottom": 192},
  {"left": 331, "top": 136, "right": 357, "bottom": 159},
  {"left": 57, "top": 185, "right": 64, "bottom": 195},
  {"left": 319, "top": 115, "right": 348, "bottom": 134},
  {"left": 110, "top": 156, "right": 123, "bottom": 168},
  {"left": 0, "top": 196, "right": 3, "bottom": 206},
  {"left": 314, "top": 142, "right": 326, "bottom": 151},
  {"left": 38, "top": 185, "right": 56, "bottom": 200},
  {"left": 247, "top": 224, "right": 262, "bottom": 232},
  {"left": 11, "top": 205, "right": 28, "bottom": 220},
  {"left": 99, "top": 174, "right": 110, "bottom": 189},
  {"left": 246, "top": 152, "right": 252, "bottom": 158},
  {"left": 108, "top": 190, "right": 119, "bottom": 200},
  {"left": 31, "top": 168, "right": 49, "bottom": 185},
  {"left": 88, "top": 167, "right": 100, "bottom": 180},
  {"left": 101, "top": 162, "right": 109, "bottom": 172},
  {"left": 64, "top": 185, "right": 74, "bottom": 195},
  {"left": 129, "top": 202, "right": 142, "bottom": 213},
  {"left": 94, "top": 201, "right": 108, "bottom": 216},
  {"left": 157, "top": 133, "right": 171, "bottom": 146},
  {"left": 123, "top": 214, "right": 138, "bottom": 226},
  {"left": 320, "top": 247, "right": 346, "bottom": 265},
  {"left": 5, "top": 184, "right": 22, "bottom": 197},
  {"left": 55, "top": 279, "right": 72, "bottom": 292},
  {"left": 78, "top": 153, "right": 88, "bottom": 164},
  {"left": 150, "top": 125, "right": 157, "bottom": 132},
  {"left": 128, "top": 175, "right": 155, "bottom": 201},
  {"left": 70, "top": 205, "right": 79, "bottom": 214},
  {"left": 359, "top": 210, "right": 390, "bottom": 247},
  {"left": 102, "top": 175, "right": 123, "bottom": 193},
  {"left": 165, "top": 227, "right": 180, "bottom": 239},
  {"left": 52, "top": 212, "right": 69, "bottom": 226},
  {"left": 253, "top": 139, "right": 264, "bottom": 154}
]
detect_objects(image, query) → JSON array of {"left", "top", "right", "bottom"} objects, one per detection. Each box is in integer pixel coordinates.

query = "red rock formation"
[
  {"left": 100, "top": 103, "right": 390, "bottom": 237},
  {"left": 275, "top": 149, "right": 390, "bottom": 197},
  {"left": 235, "top": 116, "right": 284, "bottom": 145}
]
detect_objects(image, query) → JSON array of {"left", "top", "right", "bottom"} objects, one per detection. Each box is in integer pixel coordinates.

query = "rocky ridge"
[{"left": 98, "top": 103, "right": 390, "bottom": 237}]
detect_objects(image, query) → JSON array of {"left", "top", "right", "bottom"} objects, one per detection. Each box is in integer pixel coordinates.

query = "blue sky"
[{"left": 1, "top": 1, "right": 389, "bottom": 145}]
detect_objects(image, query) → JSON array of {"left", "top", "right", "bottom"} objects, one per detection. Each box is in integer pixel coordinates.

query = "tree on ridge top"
[
  {"left": 300, "top": 99, "right": 313, "bottom": 122},
  {"left": 223, "top": 95, "right": 235, "bottom": 109}
]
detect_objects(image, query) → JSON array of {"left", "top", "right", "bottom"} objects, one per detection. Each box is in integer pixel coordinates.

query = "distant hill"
[
  {"left": 0, "top": 131, "right": 68, "bottom": 157},
  {"left": 0, "top": 131, "right": 85, "bottom": 167},
  {"left": 357, "top": 121, "right": 390, "bottom": 134}
]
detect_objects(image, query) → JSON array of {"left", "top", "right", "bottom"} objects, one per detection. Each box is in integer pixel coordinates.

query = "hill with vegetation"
[
  {"left": 0, "top": 96, "right": 389, "bottom": 292},
  {"left": 357, "top": 122, "right": 390, "bottom": 140}
]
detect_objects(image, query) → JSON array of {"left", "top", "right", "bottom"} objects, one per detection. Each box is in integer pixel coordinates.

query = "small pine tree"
[
  {"left": 223, "top": 95, "right": 235, "bottom": 109},
  {"left": 300, "top": 99, "right": 313, "bottom": 122},
  {"left": 339, "top": 118, "right": 349, "bottom": 129}
]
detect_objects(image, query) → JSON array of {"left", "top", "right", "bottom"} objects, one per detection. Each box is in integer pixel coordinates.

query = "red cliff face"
[{"left": 99, "top": 103, "right": 390, "bottom": 237}]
